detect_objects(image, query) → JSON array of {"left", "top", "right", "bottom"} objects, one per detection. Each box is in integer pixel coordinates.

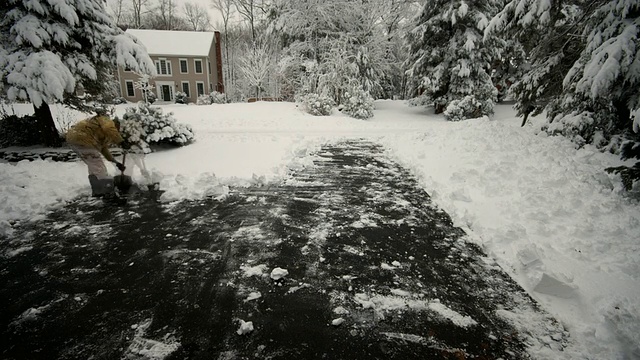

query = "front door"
[{"left": 161, "top": 85, "right": 172, "bottom": 101}]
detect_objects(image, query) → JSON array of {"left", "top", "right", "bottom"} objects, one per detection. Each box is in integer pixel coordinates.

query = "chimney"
[{"left": 214, "top": 31, "right": 224, "bottom": 94}]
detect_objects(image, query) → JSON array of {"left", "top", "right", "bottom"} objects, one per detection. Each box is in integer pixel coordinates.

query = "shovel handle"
[{"left": 121, "top": 151, "right": 127, "bottom": 175}]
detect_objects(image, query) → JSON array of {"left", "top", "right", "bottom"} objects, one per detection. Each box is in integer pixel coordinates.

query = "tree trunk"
[
  {"left": 613, "top": 98, "right": 631, "bottom": 131},
  {"left": 34, "top": 102, "right": 63, "bottom": 147}
]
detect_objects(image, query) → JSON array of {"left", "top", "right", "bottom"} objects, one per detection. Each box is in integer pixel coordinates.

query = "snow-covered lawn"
[{"left": 1, "top": 100, "right": 639, "bottom": 359}]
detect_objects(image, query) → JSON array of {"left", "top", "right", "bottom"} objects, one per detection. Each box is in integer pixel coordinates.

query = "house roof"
[{"left": 125, "top": 29, "right": 215, "bottom": 57}]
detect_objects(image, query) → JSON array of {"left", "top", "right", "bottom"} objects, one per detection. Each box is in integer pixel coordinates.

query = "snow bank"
[
  {"left": 377, "top": 102, "right": 640, "bottom": 359},
  {"left": 0, "top": 159, "right": 88, "bottom": 236}
]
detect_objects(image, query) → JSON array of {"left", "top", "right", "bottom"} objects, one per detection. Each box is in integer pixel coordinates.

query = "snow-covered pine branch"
[
  {"left": 0, "top": 0, "right": 155, "bottom": 108},
  {"left": 405, "top": 0, "right": 500, "bottom": 119},
  {"left": 0, "top": 0, "right": 156, "bottom": 146}
]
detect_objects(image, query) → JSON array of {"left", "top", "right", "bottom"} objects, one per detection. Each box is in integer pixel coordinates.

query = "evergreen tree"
[
  {"left": 405, "top": 0, "right": 501, "bottom": 120},
  {"left": 486, "top": 0, "right": 639, "bottom": 141},
  {"left": 485, "top": 0, "right": 587, "bottom": 124},
  {"left": 0, "top": 0, "right": 155, "bottom": 147},
  {"left": 554, "top": 0, "right": 640, "bottom": 145}
]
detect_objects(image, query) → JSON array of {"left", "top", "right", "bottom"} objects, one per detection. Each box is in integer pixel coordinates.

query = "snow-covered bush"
[
  {"left": 196, "top": 94, "right": 212, "bottom": 105},
  {"left": 407, "top": 95, "right": 431, "bottom": 107},
  {"left": 174, "top": 91, "right": 188, "bottom": 104},
  {"left": 196, "top": 92, "right": 227, "bottom": 105},
  {"left": 112, "top": 97, "right": 127, "bottom": 105},
  {"left": 444, "top": 96, "right": 494, "bottom": 122},
  {"left": 210, "top": 91, "right": 226, "bottom": 104},
  {"left": 117, "top": 102, "right": 194, "bottom": 152},
  {"left": 297, "top": 93, "right": 334, "bottom": 116},
  {"left": 606, "top": 141, "right": 640, "bottom": 191},
  {"left": 342, "top": 86, "right": 374, "bottom": 120},
  {"left": 145, "top": 90, "right": 157, "bottom": 104}
]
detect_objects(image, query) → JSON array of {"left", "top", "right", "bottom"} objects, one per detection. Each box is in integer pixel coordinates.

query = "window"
[
  {"left": 181, "top": 82, "right": 190, "bottom": 97},
  {"left": 125, "top": 80, "right": 135, "bottom": 97},
  {"left": 155, "top": 59, "right": 172, "bottom": 75},
  {"left": 208, "top": 61, "right": 211, "bottom": 74},
  {"left": 179, "top": 59, "right": 188, "bottom": 74},
  {"left": 194, "top": 59, "right": 203, "bottom": 74},
  {"left": 196, "top": 82, "right": 205, "bottom": 96}
]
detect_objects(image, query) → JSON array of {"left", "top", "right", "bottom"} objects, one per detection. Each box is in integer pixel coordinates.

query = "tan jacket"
[{"left": 66, "top": 116, "right": 124, "bottom": 162}]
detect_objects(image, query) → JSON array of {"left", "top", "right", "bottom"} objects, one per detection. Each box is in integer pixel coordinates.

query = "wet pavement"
[{"left": 0, "top": 139, "right": 566, "bottom": 359}]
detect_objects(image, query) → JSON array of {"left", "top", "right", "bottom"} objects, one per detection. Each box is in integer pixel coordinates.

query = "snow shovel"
[{"left": 113, "top": 151, "right": 133, "bottom": 193}]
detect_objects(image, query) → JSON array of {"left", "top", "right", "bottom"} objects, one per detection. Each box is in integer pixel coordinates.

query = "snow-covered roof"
[{"left": 125, "top": 29, "right": 215, "bottom": 57}]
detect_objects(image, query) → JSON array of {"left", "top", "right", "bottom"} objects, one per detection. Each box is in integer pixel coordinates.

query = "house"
[{"left": 118, "top": 29, "right": 224, "bottom": 103}]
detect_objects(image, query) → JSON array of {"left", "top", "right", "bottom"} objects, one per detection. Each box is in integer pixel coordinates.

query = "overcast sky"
[{"left": 106, "top": 0, "right": 232, "bottom": 30}]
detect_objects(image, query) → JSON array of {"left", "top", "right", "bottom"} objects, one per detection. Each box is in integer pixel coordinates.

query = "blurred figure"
[{"left": 66, "top": 113, "right": 126, "bottom": 197}]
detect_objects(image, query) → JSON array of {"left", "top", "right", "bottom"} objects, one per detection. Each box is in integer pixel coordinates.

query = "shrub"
[
  {"left": 297, "top": 93, "right": 334, "bottom": 116},
  {"left": 407, "top": 94, "right": 431, "bottom": 107},
  {"left": 444, "top": 95, "right": 494, "bottom": 121},
  {"left": 145, "top": 90, "right": 157, "bottom": 104},
  {"left": 197, "top": 94, "right": 212, "bottom": 105},
  {"left": 342, "top": 86, "right": 374, "bottom": 120},
  {"left": 210, "top": 91, "right": 226, "bottom": 104},
  {"left": 117, "top": 102, "right": 194, "bottom": 152},
  {"left": 0, "top": 114, "right": 57, "bottom": 147},
  {"left": 112, "top": 97, "right": 127, "bottom": 105},
  {"left": 606, "top": 141, "right": 640, "bottom": 191},
  {"left": 175, "top": 91, "right": 189, "bottom": 104},
  {"left": 196, "top": 92, "right": 227, "bottom": 105}
]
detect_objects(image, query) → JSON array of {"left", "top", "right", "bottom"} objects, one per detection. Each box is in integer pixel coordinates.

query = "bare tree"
[
  {"left": 211, "top": 0, "right": 236, "bottom": 98},
  {"left": 183, "top": 2, "right": 211, "bottom": 31},
  {"left": 239, "top": 40, "right": 273, "bottom": 99},
  {"left": 131, "top": 0, "right": 150, "bottom": 28},
  {"left": 233, "top": 0, "right": 269, "bottom": 41},
  {"left": 149, "top": 0, "right": 181, "bottom": 30},
  {"left": 107, "top": 0, "right": 129, "bottom": 26}
]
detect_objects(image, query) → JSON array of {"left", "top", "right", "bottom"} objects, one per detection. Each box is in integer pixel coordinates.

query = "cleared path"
[{"left": 0, "top": 139, "right": 566, "bottom": 359}]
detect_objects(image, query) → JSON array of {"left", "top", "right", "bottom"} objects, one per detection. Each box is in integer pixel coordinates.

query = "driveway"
[{"left": 0, "top": 139, "right": 566, "bottom": 359}]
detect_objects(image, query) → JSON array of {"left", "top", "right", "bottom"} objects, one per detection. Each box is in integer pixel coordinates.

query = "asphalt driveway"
[{"left": 0, "top": 139, "right": 567, "bottom": 359}]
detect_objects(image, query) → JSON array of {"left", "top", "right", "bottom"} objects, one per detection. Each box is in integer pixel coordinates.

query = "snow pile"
[
  {"left": 0, "top": 159, "right": 87, "bottom": 236},
  {"left": 240, "top": 264, "right": 268, "bottom": 278},
  {"left": 270, "top": 267, "right": 289, "bottom": 281},
  {"left": 244, "top": 292, "right": 262, "bottom": 302},
  {"left": 377, "top": 103, "right": 640, "bottom": 358},
  {"left": 236, "top": 319, "right": 254, "bottom": 335},
  {"left": 353, "top": 292, "right": 477, "bottom": 328},
  {"left": 125, "top": 319, "right": 180, "bottom": 359},
  {"left": 159, "top": 173, "right": 229, "bottom": 202}
]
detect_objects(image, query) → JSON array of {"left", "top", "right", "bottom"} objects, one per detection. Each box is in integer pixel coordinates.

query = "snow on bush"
[
  {"left": 444, "top": 95, "right": 494, "bottom": 122},
  {"left": 196, "top": 94, "right": 212, "bottom": 105},
  {"left": 210, "top": 91, "right": 226, "bottom": 104},
  {"left": 407, "top": 94, "right": 431, "bottom": 107},
  {"left": 297, "top": 93, "right": 334, "bottom": 116},
  {"left": 174, "top": 91, "right": 188, "bottom": 104},
  {"left": 196, "top": 92, "right": 226, "bottom": 105},
  {"left": 342, "top": 86, "right": 374, "bottom": 120},
  {"left": 118, "top": 102, "right": 194, "bottom": 152}
]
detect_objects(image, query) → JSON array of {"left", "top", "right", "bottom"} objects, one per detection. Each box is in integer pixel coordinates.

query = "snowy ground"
[{"left": 1, "top": 100, "right": 639, "bottom": 359}]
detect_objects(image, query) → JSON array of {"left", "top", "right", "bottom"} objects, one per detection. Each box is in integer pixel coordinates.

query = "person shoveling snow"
[{"left": 65, "top": 112, "right": 127, "bottom": 199}]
